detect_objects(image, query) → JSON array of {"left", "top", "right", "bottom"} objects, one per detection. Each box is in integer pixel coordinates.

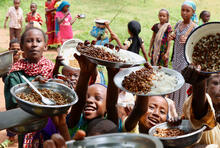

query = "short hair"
[
  {"left": 86, "top": 118, "right": 118, "bottom": 136},
  {"left": 199, "top": 10, "right": 210, "bottom": 19},
  {"left": 14, "top": 0, "right": 20, "bottom": 3},
  {"left": 31, "top": 2, "right": 37, "bottom": 7},
  {"left": 9, "top": 38, "right": 20, "bottom": 47},
  {"left": 20, "top": 27, "right": 47, "bottom": 49}
]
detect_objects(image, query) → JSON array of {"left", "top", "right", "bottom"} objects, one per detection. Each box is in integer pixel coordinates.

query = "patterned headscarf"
[
  {"left": 182, "top": 0, "right": 198, "bottom": 24},
  {"left": 56, "top": 1, "right": 70, "bottom": 12},
  {"left": 10, "top": 56, "right": 54, "bottom": 78}
]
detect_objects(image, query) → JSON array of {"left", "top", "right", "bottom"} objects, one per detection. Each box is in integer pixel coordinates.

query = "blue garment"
[
  {"left": 182, "top": 0, "right": 198, "bottom": 24},
  {"left": 90, "top": 26, "right": 109, "bottom": 46},
  {"left": 56, "top": 1, "right": 70, "bottom": 12}
]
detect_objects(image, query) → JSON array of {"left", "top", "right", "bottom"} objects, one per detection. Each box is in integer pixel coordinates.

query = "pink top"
[
  {"left": 55, "top": 11, "right": 73, "bottom": 40},
  {"left": 6, "top": 7, "right": 23, "bottom": 29}
]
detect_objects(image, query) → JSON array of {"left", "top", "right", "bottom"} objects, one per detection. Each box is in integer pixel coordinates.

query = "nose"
[
  {"left": 86, "top": 96, "right": 95, "bottom": 104},
  {"left": 152, "top": 108, "right": 160, "bottom": 117},
  {"left": 32, "top": 40, "right": 37, "bottom": 47}
]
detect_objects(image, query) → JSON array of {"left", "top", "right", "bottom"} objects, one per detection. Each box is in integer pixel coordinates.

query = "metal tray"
[
  {"left": 0, "top": 50, "right": 15, "bottom": 76},
  {"left": 82, "top": 45, "right": 146, "bottom": 68},
  {"left": 114, "top": 66, "right": 185, "bottom": 96},
  {"left": 66, "top": 133, "right": 163, "bottom": 148},
  {"left": 149, "top": 120, "right": 206, "bottom": 147}
]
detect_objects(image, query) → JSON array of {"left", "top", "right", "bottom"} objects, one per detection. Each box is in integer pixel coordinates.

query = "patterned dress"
[
  {"left": 171, "top": 21, "right": 197, "bottom": 114},
  {"left": 26, "top": 12, "right": 43, "bottom": 25},
  {"left": 151, "top": 23, "right": 172, "bottom": 67}
]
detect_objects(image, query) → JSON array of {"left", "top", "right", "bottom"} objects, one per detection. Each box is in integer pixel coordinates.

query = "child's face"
[
  {"left": 96, "top": 23, "right": 105, "bottom": 29},
  {"left": 158, "top": 10, "right": 168, "bottom": 24},
  {"left": 202, "top": 12, "right": 210, "bottom": 23},
  {"left": 84, "top": 84, "right": 107, "bottom": 120},
  {"left": 14, "top": 0, "right": 20, "bottom": 9},
  {"left": 181, "top": 5, "right": 194, "bottom": 21},
  {"left": 62, "top": 68, "right": 80, "bottom": 81},
  {"left": 207, "top": 75, "right": 220, "bottom": 112},
  {"left": 63, "top": 5, "right": 69, "bottom": 12},
  {"left": 30, "top": 4, "right": 37, "bottom": 12},
  {"left": 139, "top": 96, "right": 168, "bottom": 132},
  {"left": 22, "top": 29, "right": 46, "bottom": 63},
  {"left": 9, "top": 43, "right": 21, "bottom": 63}
]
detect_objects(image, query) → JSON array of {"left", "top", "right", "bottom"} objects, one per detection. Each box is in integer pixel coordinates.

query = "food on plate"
[
  {"left": 69, "top": 58, "right": 80, "bottom": 68},
  {"left": 16, "top": 88, "right": 70, "bottom": 105},
  {"left": 122, "top": 65, "right": 178, "bottom": 94},
  {"left": 153, "top": 128, "right": 185, "bottom": 137},
  {"left": 76, "top": 41, "right": 125, "bottom": 63},
  {"left": 122, "top": 65, "right": 155, "bottom": 94},
  {"left": 192, "top": 33, "right": 220, "bottom": 72}
]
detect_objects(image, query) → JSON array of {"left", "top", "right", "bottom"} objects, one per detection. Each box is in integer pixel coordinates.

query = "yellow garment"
[
  {"left": 183, "top": 94, "right": 220, "bottom": 146},
  {"left": 122, "top": 117, "right": 139, "bottom": 134}
]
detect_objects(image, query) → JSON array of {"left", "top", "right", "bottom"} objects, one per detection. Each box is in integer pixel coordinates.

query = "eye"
[
  {"left": 213, "top": 81, "right": 219, "bottom": 85},
  {"left": 160, "top": 110, "right": 166, "bottom": 115},
  {"left": 37, "top": 38, "right": 42, "bottom": 43},
  {"left": 149, "top": 105, "right": 154, "bottom": 110},
  {"left": 95, "top": 96, "right": 103, "bottom": 101}
]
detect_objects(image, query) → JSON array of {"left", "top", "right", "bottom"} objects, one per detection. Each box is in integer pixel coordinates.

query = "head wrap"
[
  {"left": 127, "top": 20, "right": 142, "bottom": 54},
  {"left": 182, "top": 0, "right": 198, "bottom": 24},
  {"left": 56, "top": 1, "right": 70, "bottom": 12}
]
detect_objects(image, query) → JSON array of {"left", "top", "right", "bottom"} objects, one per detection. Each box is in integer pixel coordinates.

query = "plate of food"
[
  {"left": 76, "top": 41, "right": 146, "bottom": 68},
  {"left": 59, "top": 38, "right": 83, "bottom": 70},
  {"left": 185, "top": 22, "right": 220, "bottom": 73},
  {"left": 114, "top": 65, "right": 185, "bottom": 96},
  {"left": 149, "top": 120, "right": 206, "bottom": 147}
]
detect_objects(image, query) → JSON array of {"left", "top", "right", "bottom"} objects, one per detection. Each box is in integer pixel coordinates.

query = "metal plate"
[
  {"left": 148, "top": 120, "right": 206, "bottom": 147},
  {"left": 114, "top": 66, "right": 185, "bottom": 96},
  {"left": 82, "top": 45, "right": 146, "bottom": 68},
  {"left": 0, "top": 50, "right": 15, "bottom": 76},
  {"left": 59, "top": 38, "right": 83, "bottom": 70},
  {"left": 66, "top": 133, "right": 163, "bottom": 148},
  {"left": 184, "top": 22, "right": 220, "bottom": 74},
  {"left": 60, "top": 39, "right": 146, "bottom": 68},
  {"left": 10, "top": 82, "right": 78, "bottom": 117}
]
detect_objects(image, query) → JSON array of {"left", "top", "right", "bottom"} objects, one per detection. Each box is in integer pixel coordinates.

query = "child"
[
  {"left": 199, "top": 10, "right": 210, "bottom": 25},
  {"left": 107, "top": 20, "right": 148, "bottom": 62},
  {"left": 4, "top": 27, "right": 61, "bottom": 147},
  {"left": 148, "top": 9, "right": 172, "bottom": 67},
  {"left": 90, "top": 20, "right": 111, "bottom": 45},
  {"left": 55, "top": 1, "right": 79, "bottom": 44},
  {"left": 178, "top": 65, "right": 220, "bottom": 146},
  {"left": 168, "top": 0, "right": 197, "bottom": 114},
  {"left": 25, "top": 3, "right": 43, "bottom": 28},
  {"left": 4, "top": 0, "right": 23, "bottom": 41},
  {"left": 51, "top": 54, "right": 119, "bottom": 141},
  {"left": 45, "top": 0, "right": 61, "bottom": 46}
]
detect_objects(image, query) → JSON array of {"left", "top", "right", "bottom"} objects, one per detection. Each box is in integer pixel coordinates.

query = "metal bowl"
[
  {"left": 184, "top": 22, "right": 220, "bottom": 74},
  {"left": 66, "top": 133, "right": 163, "bottom": 148},
  {"left": 0, "top": 50, "right": 15, "bottom": 76},
  {"left": 149, "top": 120, "right": 206, "bottom": 147},
  {"left": 8, "top": 117, "right": 48, "bottom": 134},
  {"left": 10, "top": 82, "right": 78, "bottom": 117}
]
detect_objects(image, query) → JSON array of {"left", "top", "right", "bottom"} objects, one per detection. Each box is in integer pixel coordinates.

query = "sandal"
[{"left": 0, "top": 139, "right": 14, "bottom": 148}]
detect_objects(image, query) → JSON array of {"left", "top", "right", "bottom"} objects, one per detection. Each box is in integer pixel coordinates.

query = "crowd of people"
[{"left": 1, "top": 0, "right": 219, "bottom": 148}]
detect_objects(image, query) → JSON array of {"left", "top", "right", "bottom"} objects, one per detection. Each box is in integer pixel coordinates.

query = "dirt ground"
[{"left": 0, "top": 28, "right": 57, "bottom": 147}]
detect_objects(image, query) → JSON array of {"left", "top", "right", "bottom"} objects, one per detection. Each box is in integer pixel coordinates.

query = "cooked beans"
[{"left": 154, "top": 128, "right": 185, "bottom": 137}]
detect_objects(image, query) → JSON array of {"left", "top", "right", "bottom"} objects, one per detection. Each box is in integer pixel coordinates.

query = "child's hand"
[
  {"left": 104, "top": 21, "right": 110, "bottom": 27},
  {"left": 55, "top": 56, "right": 64, "bottom": 67},
  {"left": 74, "top": 54, "right": 97, "bottom": 74},
  {"left": 181, "top": 64, "right": 210, "bottom": 85},
  {"left": 167, "top": 116, "right": 182, "bottom": 126},
  {"left": 163, "top": 53, "right": 169, "bottom": 60},
  {"left": 52, "top": 114, "right": 67, "bottom": 127},
  {"left": 179, "top": 35, "right": 187, "bottom": 44},
  {"left": 148, "top": 50, "right": 151, "bottom": 58},
  {"left": 4, "top": 23, "right": 6, "bottom": 29},
  {"left": 168, "top": 33, "right": 176, "bottom": 41},
  {"left": 43, "top": 134, "right": 67, "bottom": 148}
]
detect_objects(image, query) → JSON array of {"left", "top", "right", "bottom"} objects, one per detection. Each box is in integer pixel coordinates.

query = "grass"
[{"left": 0, "top": 0, "right": 220, "bottom": 64}]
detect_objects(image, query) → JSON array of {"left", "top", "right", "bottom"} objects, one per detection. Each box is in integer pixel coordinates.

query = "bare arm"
[
  {"left": 45, "top": 7, "right": 56, "bottom": 13},
  {"left": 140, "top": 43, "right": 148, "bottom": 62},
  {"left": 70, "top": 15, "right": 79, "bottom": 25},
  {"left": 57, "top": 12, "right": 69, "bottom": 24},
  {"left": 182, "top": 65, "right": 208, "bottom": 120},
  {"left": 106, "top": 68, "right": 119, "bottom": 125},
  {"left": 124, "top": 96, "right": 149, "bottom": 131},
  {"left": 148, "top": 32, "right": 156, "bottom": 58},
  {"left": 67, "top": 55, "right": 97, "bottom": 128},
  {"left": 4, "top": 16, "right": 8, "bottom": 28}
]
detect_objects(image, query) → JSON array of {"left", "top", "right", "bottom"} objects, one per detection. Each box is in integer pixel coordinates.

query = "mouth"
[
  {"left": 148, "top": 117, "right": 159, "bottom": 126},
  {"left": 84, "top": 105, "right": 97, "bottom": 114}
]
